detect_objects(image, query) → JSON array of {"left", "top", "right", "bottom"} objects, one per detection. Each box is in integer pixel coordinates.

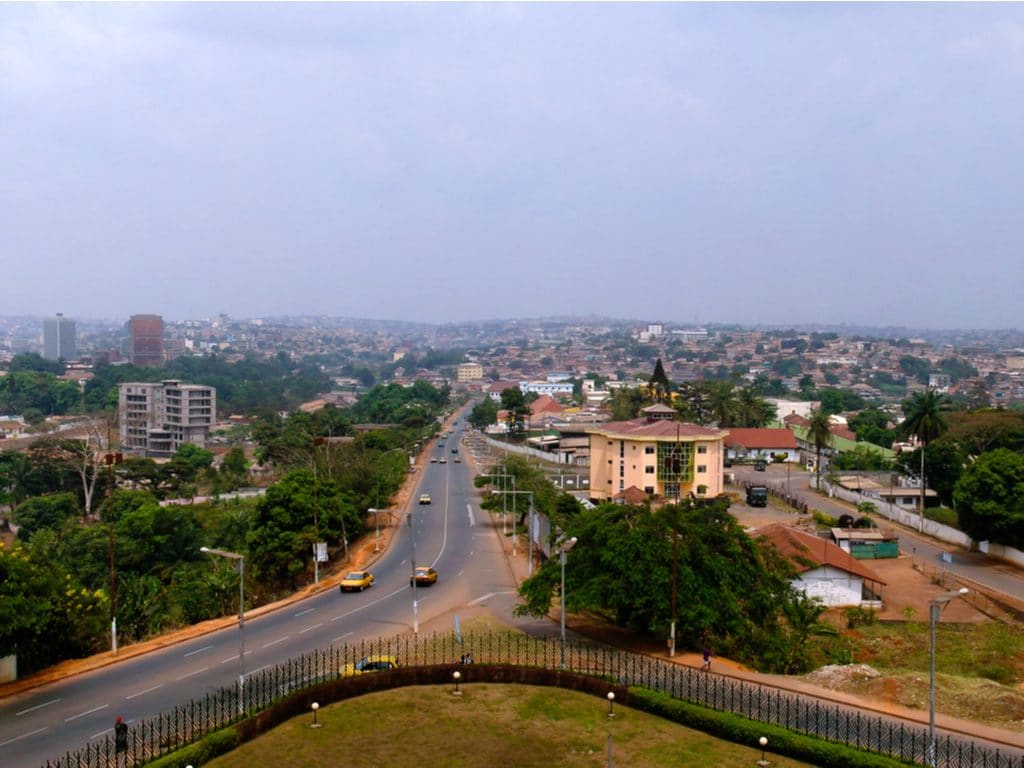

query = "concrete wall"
[
  {"left": 978, "top": 541, "right": 1024, "bottom": 568},
  {"left": 0, "top": 654, "right": 16, "bottom": 683},
  {"left": 795, "top": 566, "right": 865, "bottom": 607}
]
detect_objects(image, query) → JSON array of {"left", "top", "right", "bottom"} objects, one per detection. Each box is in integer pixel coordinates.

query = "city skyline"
[{"left": 3, "top": 3, "right": 1023, "bottom": 329}]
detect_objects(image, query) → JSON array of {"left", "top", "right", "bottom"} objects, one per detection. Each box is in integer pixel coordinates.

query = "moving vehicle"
[
  {"left": 746, "top": 486, "right": 768, "bottom": 507},
  {"left": 453, "top": 456, "right": 461, "bottom": 463},
  {"left": 430, "top": 457, "right": 437, "bottom": 463},
  {"left": 410, "top": 566, "right": 438, "bottom": 586},
  {"left": 419, "top": 493, "right": 432, "bottom": 505},
  {"left": 339, "top": 570, "right": 374, "bottom": 592},
  {"left": 340, "top": 656, "right": 400, "bottom": 676},
  {"left": 754, "top": 460, "right": 767, "bottom": 471},
  {"left": 440, "top": 456, "right": 447, "bottom": 464}
]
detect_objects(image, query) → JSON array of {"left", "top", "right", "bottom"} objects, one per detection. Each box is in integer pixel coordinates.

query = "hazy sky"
[{"left": 3, "top": 3, "right": 1023, "bottom": 329}]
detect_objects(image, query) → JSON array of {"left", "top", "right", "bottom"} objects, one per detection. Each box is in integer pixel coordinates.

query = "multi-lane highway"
[{"left": 0, "top": 421, "right": 512, "bottom": 766}]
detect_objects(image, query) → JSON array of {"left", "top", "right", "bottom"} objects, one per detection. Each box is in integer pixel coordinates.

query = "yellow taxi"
[
  {"left": 340, "top": 655, "right": 400, "bottom": 676},
  {"left": 410, "top": 566, "right": 438, "bottom": 587},
  {"left": 339, "top": 570, "right": 374, "bottom": 592}
]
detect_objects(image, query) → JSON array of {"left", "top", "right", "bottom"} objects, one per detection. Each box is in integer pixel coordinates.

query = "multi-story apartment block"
[
  {"left": 588, "top": 404, "right": 728, "bottom": 502},
  {"left": 129, "top": 314, "right": 165, "bottom": 366},
  {"left": 456, "top": 362, "right": 484, "bottom": 383},
  {"left": 119, "top": 380, "right": 216, "bottom": 457},
  {"left": 42, "top": 313, "right": 77, "bottom": 361}
]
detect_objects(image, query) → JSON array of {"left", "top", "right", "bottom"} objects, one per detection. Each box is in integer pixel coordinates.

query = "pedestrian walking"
[
  {"left": 702, "top": 646, "right": 711, "bottom": 671},
  {"left": 114, "top": 716, "right": 129, "bottom": 754}
]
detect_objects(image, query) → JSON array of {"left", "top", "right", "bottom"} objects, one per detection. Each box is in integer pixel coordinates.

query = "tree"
[
  {"left": 650, "top": 358, "right": 671, "bottom": 403},
  {"left": 953, "top": 448, "right": 1024, "bottom": 548},
  {"left": 219, "top": 445, "right": 249, "bottom": 491},
  {"left": 706, "top": 382, "right": 738, "bottom": 427},
  {"left": 734, "top": 387, "right": 774, "bottom": 428},
  {"left": 805, "top": 409, "right": 833, "bottom": 489},
  {"left": 468, "top": 397, "right": 499, "bottom": 429},
  {"left": 608, "top": 386, "right": 648, "bottom": 421},
  {"left": 12, "top": 492, "right": 79, "bottom": 541},
  {"left": 848, "top": 408, "right": 895, "bottom": 449},
  {"left": 900, "top": 389, "right": 950, "bottom": 528},
  {"left": 28, "top": 419, "right": 109, "bottom": 517}
]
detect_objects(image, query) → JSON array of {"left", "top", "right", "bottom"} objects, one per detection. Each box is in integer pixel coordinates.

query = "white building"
[
  {"left": 42, "top": 314, "right": 77, "bottom": 362},
  {"left": 119, "top": 380, "right": 216, "bottom": 458},
  {"left": 519, "top": 380, "right": 574, "bottom": 397}
]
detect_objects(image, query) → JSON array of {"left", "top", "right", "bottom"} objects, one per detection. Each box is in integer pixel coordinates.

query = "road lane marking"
[
  {"left": 329, "top": 586, "right": 407, "bottom": 621},
  {"left": 175, "top": 666, "right": 209, "bottom": 681},
  {"left": 0, "top": 726, "right": 47, "bottom": 747},
  {"left": 469, "top": 590, "right": 516, "bottom": 606},
  {"left": 16, "top": 698, "right": 61, "bottom": 716},
  {"left": 262, "top": 636, "right": 289, "bottom": 648},
  {"left": 90, "top": 727, "right": 113, "bottom": 739},
  {"left": 220, "top": 650, "right": 253, "bottom": 664},
  {"left": 332, "top": 631, "right": 354, "bottom": 643},
  {"left": 126, "top": 684, "right": 163, "bottom": 700},
  {"left": 298, "top": 623, "right": 323, "bottom": 634},
  {"left": 467, "top": 503, "right": 475, "bottom": 526},
  {"left": 184, "top": 644, "right": 213, "bottom": 658},
  {"left": 295, "top": 608, "right": 315, "bottom": 617},
  {"left": 66, "top": 704, "right": 108, "bottom": 722},
  {"left": 457, "top": 569, "right": 465, "bottom": 577}
]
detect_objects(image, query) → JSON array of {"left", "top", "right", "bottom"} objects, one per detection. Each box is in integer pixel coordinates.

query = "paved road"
[
  {"left": 0, "top": 420, "right": 513, "bottom": 767},
  {"left": 733, "top": 463, "right": 1024, "bottom": 599}
]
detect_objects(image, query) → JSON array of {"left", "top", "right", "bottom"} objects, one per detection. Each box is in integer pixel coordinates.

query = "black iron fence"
[{"left": 42, "top": 631, "right": 1022, "bottom": 768}]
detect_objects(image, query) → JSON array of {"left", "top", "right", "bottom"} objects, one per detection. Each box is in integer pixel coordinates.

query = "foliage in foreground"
[{"left": 515, "top": 495, "right": 826, "bottom": 673}]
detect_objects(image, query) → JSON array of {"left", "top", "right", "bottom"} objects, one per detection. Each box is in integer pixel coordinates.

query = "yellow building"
[
  {"left": 457, "top": 362, "right": 484, "bottom": 382},
  {"left": 588, "top": 404, "right": 728, "bottom": 502}
]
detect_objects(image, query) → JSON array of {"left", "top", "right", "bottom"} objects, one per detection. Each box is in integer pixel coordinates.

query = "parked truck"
[{"left": 746, "top": 485, "right": 768, "bottom": 507}]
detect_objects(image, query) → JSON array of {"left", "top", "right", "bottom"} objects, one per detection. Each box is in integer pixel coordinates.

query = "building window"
[
  {"left": 697, "top": 445, "right": 707, "bottom": 454},
  {"left": 619, "top": 480, "right": 624, "bottom": 491},
  {"left": 644, "top": 446, "right": 655, "bottom": 455},
  {"left": 657, "top": 441, "right": 694, "bottom": 483},
  {"left": 644, "top": 466, "right": 655, "bottom": 474},
  {"left": 665, "top": 482, "right": 680, "bottom": 498},
  {"left": 644, "top": 486, "right": 655, "bottom": 494},
  {"left": 697, "top": 484, "right": 708, "bottom": 495},
  {"left": 697, "top": 465, "right": 706, "bottom": 473},
  {"left": 619, "top": 465, "right": 624, "bottom": 478},
  {"left": 619, "top": 441, "right": 625, "bottom": 458}
]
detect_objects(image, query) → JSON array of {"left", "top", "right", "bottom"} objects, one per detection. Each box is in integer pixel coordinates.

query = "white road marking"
[
  {"left": 457, "top": 569, "right": 465, "bottom": 577},
  {"left": 65, "top": 704, "right": 108, "bottom": 722},
  {"left": 0, "top": 727, "right": 47, "bottom": 747},
  {"left": 16, "top": 698, "right": 61, "bottom": 716},
  {"left": 220, "top": 650, "right": 253, "bottom": 664},
  {"left": 329, "top": 586, "right": 408, "bottom": 621},
  {"left": 125, "top": 684, "right": 163, "bottom": 700},
  {"left": 332, "top": 631, "right": 354, "bottom": 643},
  {"left": 295, "top": 608, "right": 315, "bottom": 617},
  {"left": 469, "top": 590, "right": 516, "bottom": 606},
  {"left": 184, "top": 644, "right": 213, "bottom": 658},
  {"left": 90, "top": 727, "right": 113, "bottom": 740},
  {"left": 299, "top": 623, "right": 323, "bottom": 634},
  {"left": 262, "top": 636, "right": 289, "bottom": 648},
  {"left": 175, "top": 666, "right": 209, "bottom": 681},
  {"left": 467, "top": 503, "right": 475, "bottom": 526}
]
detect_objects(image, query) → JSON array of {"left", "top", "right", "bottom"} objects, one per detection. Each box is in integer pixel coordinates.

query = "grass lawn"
[{"left": 206, "top": 684, "right": 816, "bottom": 768}]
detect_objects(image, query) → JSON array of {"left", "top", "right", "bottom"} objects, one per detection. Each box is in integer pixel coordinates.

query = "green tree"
[
  {"left": 706, "top": 382, "right": 738, "bottom": 427},
  {"left": 12, "top": 492, "right": 79, "bottom": 541},
  {"left": 805, "top": 409, "right": 834, "bottom": 489},
  {"left": 953, "top": 448, "right": 1024, "bottom": 548},
  {"left": 219, "top": 445, "right": 249, "bottom": 491},
  {"left": 734, "top": 386, "right": 774, "bottom": 427},
  {"left": 608, "top": 386, "right": 648, "bottom": 421},
  {"left": 468, "top": 397, "right": 499, "bottom": 429},
  {"left": 900, "top": 389, "right": 950, "bottom": 525},
  {"left": 848, "top": 408, "right": 895, "bottom": 449},
  {"left": 650, "top": 358, "right": 671, "bottom": 403}
]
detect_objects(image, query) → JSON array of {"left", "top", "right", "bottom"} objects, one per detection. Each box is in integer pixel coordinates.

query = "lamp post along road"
[
  {"left": 559, "top": 537, "right": 578, "bottom": 670},
  {"left": 200, "top": 547, "right": 245, "bottom": 710},
  {"left": 407, "top": 512, "right": 418, "bottom": 634},
  {"left": 929, "top": 587, "right": 968, "bottom": 767}
]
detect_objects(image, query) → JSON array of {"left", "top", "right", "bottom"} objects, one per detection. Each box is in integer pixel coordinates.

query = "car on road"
[
  {"left": 440, "top": 456, "right": 447, "bottom": 464},
  {"left": 754, "top": 461, "right": 767, "bottom": 471},
  {"left": 452, "top": 448, "right": 458, "bottom": 453},
  {"left": 339, "top": 570, "right": 374, "bottom": 592},
  {"left": 419, "top": 493, "right": 432, "bottom": 505},
  {"left": 340, "top": 655, "right": 400, "bottom": 676},
  {"left": 454, "top": 456, "right": 461, "bottom": 463},
  {"left": 410, "top": 566, "right": 438, "bottom": 586}
]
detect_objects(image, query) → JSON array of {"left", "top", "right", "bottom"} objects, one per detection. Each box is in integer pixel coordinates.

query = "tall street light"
[
  {"left": 928, "top": 587, "right": 968, "bottom": 767},
  {"left": 407, "top": 512, "right": 419, "bottom": 634},
  {"left": 201, "top": 547, "right": 246, "bottom": 710},
  {"left": 559, "top": 536, "right": 578, "bottom": 670}
]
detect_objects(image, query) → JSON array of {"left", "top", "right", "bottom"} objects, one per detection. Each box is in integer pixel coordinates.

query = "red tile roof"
[
  {"left": 530, "top": 394, "right": 564, "bottom": 416},
  {"left": 590, "top": 418, "right": 726, "bottom": 440},
  {"left": 753, "top": 524, "right": 886, "bottom": 585},
  {"left": 724, "top": 428, "right": 797, "bottom": 450}
]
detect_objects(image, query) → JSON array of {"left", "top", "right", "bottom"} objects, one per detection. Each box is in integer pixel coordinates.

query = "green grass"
[{"left": 204, "top": 685, "right": 817, "bottom": 768}]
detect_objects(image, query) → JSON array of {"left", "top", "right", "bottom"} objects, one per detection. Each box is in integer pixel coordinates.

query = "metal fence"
[{"left": 43, "top": 631, "right": 1022, "bottom": 768}]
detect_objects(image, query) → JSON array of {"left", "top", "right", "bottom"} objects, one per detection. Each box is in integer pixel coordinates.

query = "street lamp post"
[
  {"left": 200, "top": 547, "right": 245, "bottom": 711},
  {"left": 928, "top": 587, "right": 969, "bottom": 767},
  {"left": 559, "top": 537, "right": 578, "bottom": 670},
  {"left": 369, "top": 508, "right": 381, "bottom": 553},
  {"left": 407, "top": 512, "right": 419, "bottom": 634}
]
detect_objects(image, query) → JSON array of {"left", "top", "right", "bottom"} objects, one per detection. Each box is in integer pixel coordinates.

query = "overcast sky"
[{"left": 2, "top": 3, "right": 1023, "bottom": 329}]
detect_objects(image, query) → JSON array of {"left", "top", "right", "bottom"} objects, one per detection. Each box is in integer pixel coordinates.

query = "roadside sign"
[
  {"left": 314, "top": 542, "right": 328, "bottom": 563},
  {"left": 940, "top": 551, "right": 953, "bottom": 565}
]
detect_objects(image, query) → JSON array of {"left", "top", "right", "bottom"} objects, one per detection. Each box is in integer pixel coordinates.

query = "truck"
[{"left": 746, "top": 485, "right": 768, "bottom": 507}]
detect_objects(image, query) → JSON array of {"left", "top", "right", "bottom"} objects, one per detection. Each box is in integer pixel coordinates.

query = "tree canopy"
[{"left": 953, "top": 448, "right": 1024, "bottom": 548}]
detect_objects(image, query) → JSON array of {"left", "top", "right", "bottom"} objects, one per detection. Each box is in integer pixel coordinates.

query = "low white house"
[{"left": 754, "top": 524, "right": 885, "bottom": 608}]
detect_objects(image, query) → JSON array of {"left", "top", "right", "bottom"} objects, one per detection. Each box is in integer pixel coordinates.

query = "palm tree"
[
  {"left": 706, "top": 382, "right": 738, "bottom": 427},
  {"left": 900, "top": 389, "right": 950, "bottom": 531},
  {"left": 735, "top": 386, "right": 773, "bottom": 428},
  {"left": 805, "top": 408, "right": 833, "bottom": 489}
]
